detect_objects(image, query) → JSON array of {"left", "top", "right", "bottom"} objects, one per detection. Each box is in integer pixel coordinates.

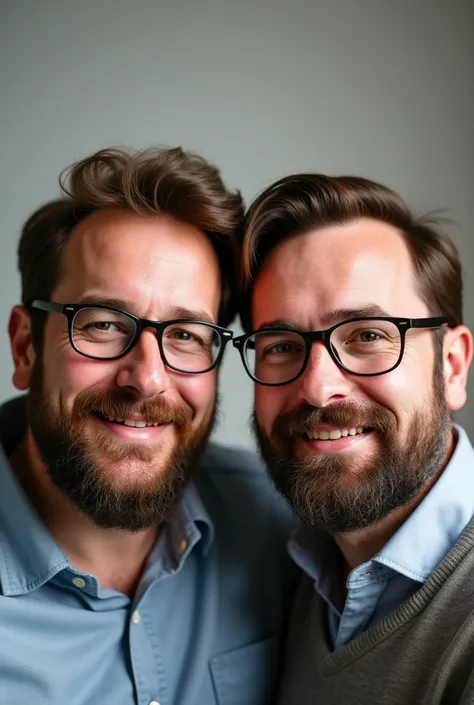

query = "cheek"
[
  {"left": 43, "top": 323, "right": 112, "bottom": 399},
  {"left": 43, "top": 346, "right": 119, "bottom": 406},
  {"left": 358, "top": 337, "right": 437, "bottom": 413},
  {"left": 359, "top": 365, "right": 431, "bottom": 422},
  {"left": 175, "top": 371, "right": 217, "bottom": 418},
  {"left": 255, "top": 387, "right": 288, "bottom": 433}
]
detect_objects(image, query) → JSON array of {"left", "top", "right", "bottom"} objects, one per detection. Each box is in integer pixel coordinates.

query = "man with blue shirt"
[
  {"left": 235, "top": 172, "right": 474, "bottom": 704},
  {"left": 0, "top": 147, "right": 295, "bottom": 705}
]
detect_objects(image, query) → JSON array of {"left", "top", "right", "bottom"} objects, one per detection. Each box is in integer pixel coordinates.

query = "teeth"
[
  {"left": 123, "top": 420, "right": 146, "bottom": 428},
  {"left": 102, "top": 416, "right": 159, "bottom": 428},
  {"left": 306, "top": 427, "right": 366, "bottom": 441}
]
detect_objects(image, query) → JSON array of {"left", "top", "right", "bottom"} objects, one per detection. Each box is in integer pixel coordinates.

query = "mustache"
[
  {"left": 274, "top": 402, "right": 394, "bottom": 437},
  {"left": 72, "top": 389, "right": 193, "bottom": 428}
]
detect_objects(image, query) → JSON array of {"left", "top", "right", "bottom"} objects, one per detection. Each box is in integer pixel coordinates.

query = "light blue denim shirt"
[
  {"left": 0, "top": 396, "right": 297, "bottom": 705},
  {"left": 289, "top": 425, "right": 474, "bottom": 649}
]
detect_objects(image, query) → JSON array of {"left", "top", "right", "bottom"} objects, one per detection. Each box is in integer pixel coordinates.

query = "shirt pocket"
[{"left": 209, "top": 634, "right": 279, "bottom": 705}]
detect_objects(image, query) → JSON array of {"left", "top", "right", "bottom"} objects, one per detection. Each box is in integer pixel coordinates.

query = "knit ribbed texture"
[{"left": 278, "top": 519, "right": 474, "bottom": 705}]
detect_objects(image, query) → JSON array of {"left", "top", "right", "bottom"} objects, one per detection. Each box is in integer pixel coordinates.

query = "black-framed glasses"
[
  {"left": 30, "top": 300, "right": 233, "bottom": 373},
  {"left": 233, "top": 316, "right": 449, "bottom": 386}
]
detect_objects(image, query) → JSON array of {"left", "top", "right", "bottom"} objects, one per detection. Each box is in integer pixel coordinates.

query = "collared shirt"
[
  {"left": 289, "top": 425, "right": 474, "bottom": 649},
  {"left": 0, "top": 396, "right": 297, "bottom": 705}
]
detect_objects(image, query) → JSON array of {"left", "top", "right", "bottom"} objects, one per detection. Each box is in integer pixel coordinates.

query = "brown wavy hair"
[
  {"left": 240, "top": 173, "right": 462, "bottom": 332},
  {"left": 19, "top": 146, "right": 244, "bottom": 346}
]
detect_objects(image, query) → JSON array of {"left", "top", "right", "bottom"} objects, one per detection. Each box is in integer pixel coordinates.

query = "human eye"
[
  {"left": 164, "top": 323, "right": 218, "bottom": 357},
  {"left": 257, "top": 334, "right": 305, "bottom": 362},
  {"left": 339, "top": 321, "right": 398, "bottom": 350},
  {"left": 74, "top": 309, "right": 131, "bottom": 340},
  {"left": 167, "top": 328, "right": 203, "bottom": 346},
  {"left": 351, "top": 329, "right": 383, "bottom": 343},
  {"left": 87, "top": 321, "right": 122, "bottom": 333},
  {"left": 265, "top": 341, "right": 300, "bottom": 355}
]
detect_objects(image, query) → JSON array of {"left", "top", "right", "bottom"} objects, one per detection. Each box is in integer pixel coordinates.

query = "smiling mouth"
[
  {"left": 303, "top": 426, "right": 371, "bottom": 441},
  {"left": 94, "top": 412, "right": 168, "bottom": 428}
]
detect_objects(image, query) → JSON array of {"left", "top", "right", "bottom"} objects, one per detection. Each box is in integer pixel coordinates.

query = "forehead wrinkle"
[{"left": 53, "top": 210, "right": 222, "bottom": 322}]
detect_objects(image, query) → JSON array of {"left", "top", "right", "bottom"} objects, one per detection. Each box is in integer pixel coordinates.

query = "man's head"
[
  {"left": 9, "top": 147, "right": 243, "bottom": 531},
  {"left": 237, "top": 174, "right": 472, "bottom": 533}
]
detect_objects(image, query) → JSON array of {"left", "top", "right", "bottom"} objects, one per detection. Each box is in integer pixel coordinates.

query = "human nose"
[
  {"left": 297, "top": 341, "right": 356, "bottom": 407},
  {"left": 116, "top": 330, "right": 171, "bottom": 398}
]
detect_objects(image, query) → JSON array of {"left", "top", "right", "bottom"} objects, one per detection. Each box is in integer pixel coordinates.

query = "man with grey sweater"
[{"left": 233, "top": 172, "right": 474, "bottom": 703}]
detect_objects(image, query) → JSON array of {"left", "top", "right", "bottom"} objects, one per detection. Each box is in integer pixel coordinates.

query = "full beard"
[
  {"left": 27, "top": 361, "right": 216, "bottom": 532},
  {"left": 253, "top": 366, "right": 451, "bottom": 534}
]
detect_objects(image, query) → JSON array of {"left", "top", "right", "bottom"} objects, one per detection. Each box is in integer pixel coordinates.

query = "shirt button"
[
  {"left": 361, "top": 571, "right": 373, "bottom": 578},
  {"left": 178, "top": 539, "right": 188, "bottom": 555},
  {"left": 148, "top": 701, "right": 161, "bottom": 705},
  {"left": 72, "top": 577, "right": 86, "bottom": 589},
  {"left": 132, "top": 611, "right": 141, "bottom": 624}
]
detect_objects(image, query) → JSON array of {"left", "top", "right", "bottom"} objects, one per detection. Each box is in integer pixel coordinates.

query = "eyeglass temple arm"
[
  {"left": 409, "top": 316, "right": 450, "bottom": 329},
  {"left": 30, "top": 300, "right": 65, "bottom": 314}
]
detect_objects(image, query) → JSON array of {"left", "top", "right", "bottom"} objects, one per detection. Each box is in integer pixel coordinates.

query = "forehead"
[
  {"left": 52, "top": 209, "right": 221, "bottom": 318},
  {"left": 252, "top": 218, "right": 428, "bottom": 327}
]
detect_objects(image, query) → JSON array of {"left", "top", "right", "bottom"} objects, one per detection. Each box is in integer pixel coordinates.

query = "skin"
[
  {"left": 252, "top": 218, "right": 472, "bottom": 570},
  {"left": 8, "top": 209, "right": 221, "bottom": 594}
]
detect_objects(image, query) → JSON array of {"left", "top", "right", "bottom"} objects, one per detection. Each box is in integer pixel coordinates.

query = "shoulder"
[
  {"left": 196, "top": 440, "right": 288, "bottom": 507},
  {"left": 195, "top": 441, "right": 298, "bottom": 600},
  {"left": 0, "top": 395, "right": 27, "bottom": 454},
  {"left": 195, "top": 441, "right": 296, "bottom": 539},
  {"left": 198, "top": 441, "right": 269, "bottom": 478}
]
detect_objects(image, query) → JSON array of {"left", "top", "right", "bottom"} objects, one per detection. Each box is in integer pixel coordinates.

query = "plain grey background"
[{"left": 1, "top": 0, "right": 473, "bottom": 448}]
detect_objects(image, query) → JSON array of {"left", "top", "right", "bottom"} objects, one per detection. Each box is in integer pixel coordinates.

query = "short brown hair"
[
  {"left": 240, "top": 173, "right": 463, "bottom": 332},
  {"left": 19, "top": 146, "right": 244, "bottom": 345}
]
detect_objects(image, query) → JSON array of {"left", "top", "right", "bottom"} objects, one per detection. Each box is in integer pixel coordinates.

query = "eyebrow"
[
  {"left": 77, "top": 295, "right": 137, "bottom": 311},
  {"left": 167, "top": 306, "right": 215, "bottom": 325},
  {"left": 76, "top": 296, "right": 216, "bottom": 324},
  {"left": 257, "top": 305, "right": 392, "bottom": 332}
]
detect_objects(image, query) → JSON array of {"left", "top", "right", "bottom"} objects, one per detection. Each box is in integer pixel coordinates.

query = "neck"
[
  {"left": 9, "top": 431, "right": 158, "bottom": 597},
  {"left": 334, "top": 427, "right": 457, "bottom": 573}
]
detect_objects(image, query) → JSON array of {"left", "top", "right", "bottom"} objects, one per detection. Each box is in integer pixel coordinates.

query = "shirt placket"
[
  {"left": 335, "top": 563, "right": 387, "bottom": 648},
  {"left": 129, "top": 597, "right": 167, "bottom": 705}
]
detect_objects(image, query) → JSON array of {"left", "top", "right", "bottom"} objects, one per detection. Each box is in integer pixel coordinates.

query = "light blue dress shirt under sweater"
[
  {"left": 0, "top": 396, "right": 297, "bottom": 705},
  {"left": 289, "top": 425, "right": 474, "bottom": 649}
]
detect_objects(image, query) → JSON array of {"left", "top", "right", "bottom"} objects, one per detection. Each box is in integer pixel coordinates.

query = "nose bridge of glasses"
[
  {"left": 132, "top": 324, "right": 166, "bottom": 363},
  {"left": 139, "top": 318, "right": 164, "bottom": 335},
  {"left": 135, "top": 318, "right": 174, "bottom": 356},
  {"left": 306, "top": 329, "right": 338, "bottom": 359},
  {"left": 307, "top": 329, "right": 328, "bottom": 344},
  {"left": 117, "top": 333, "right": 171, "bottom": 397},
  {"left": 304, "top": 328, "right": 345, "bottom": 373},
  {"left": 298, "top": 334, "right": 353, "bottom": 406}
]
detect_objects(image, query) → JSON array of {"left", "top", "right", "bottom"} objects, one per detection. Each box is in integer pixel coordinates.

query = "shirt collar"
[
  {"left": 169, "top": 479, "right": 215, "bottom": 559},
  {"left": 0, "top": 395, "right": 215, "bottom": 595},
  {"left": 289, "top": 424, "right": 474, "bottom": 586},
  {"left": 374, "top": 424, "right": 474, "bottom": 582},
  {"left": 288, "top": 525, "right": 337, "bottom": 602},
  {"left": 0, "top": 441, "right": 69, "bottom": 596}
]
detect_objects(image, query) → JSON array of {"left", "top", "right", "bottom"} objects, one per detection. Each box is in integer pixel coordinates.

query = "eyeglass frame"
[
  {"left": 30, "top": 300, "right": 234, "bottom": 373},
  {"left": 233, "top": 315, "right": 450, "bottom": 386}
]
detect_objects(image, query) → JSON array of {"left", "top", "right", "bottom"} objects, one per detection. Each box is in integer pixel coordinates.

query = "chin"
[{"left": 93, "top": 443, "right": 174, "bottom": 482}]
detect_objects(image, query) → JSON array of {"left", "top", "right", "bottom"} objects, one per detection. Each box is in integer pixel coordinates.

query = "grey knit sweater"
[{"left": 277, "top": 520, "right": 474, "bottom": 705}]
